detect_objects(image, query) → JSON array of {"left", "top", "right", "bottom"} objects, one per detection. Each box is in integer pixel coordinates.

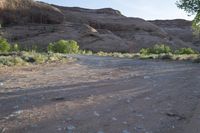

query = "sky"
[{"left": 39, "top": 0, "right": 195, "bottom": 20}]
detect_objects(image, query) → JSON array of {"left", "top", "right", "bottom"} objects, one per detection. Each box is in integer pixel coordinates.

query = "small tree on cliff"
[{"left": 176, "top": 0, "right": 200, "bottom": 36}]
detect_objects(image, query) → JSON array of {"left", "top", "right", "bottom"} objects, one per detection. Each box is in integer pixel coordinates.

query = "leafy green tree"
[{"left": 176, "top": 0, "right": 200, "bottom": 34}]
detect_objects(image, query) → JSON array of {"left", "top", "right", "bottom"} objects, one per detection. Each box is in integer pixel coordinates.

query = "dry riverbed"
[{"left": 0, "top": 55, "right": 200, "bottom": 133}]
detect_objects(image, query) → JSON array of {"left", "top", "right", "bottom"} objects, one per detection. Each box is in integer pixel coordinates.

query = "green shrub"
[
  {"left": 0, "top": 37, "right": 10, "bottom": 52},
  {"left": 48, "top": 40, "right": 79, "bottom": 54},
  {"left": 175, "top": 48, "right": 198, "bottom": 55},
  {"left": 140, "top": 48, "right": 150, "bottom": 55},
  {"left": 47, "top": 43, "right": 54, "bottom": 52},
  {"left": 139, "top": 44, "right": 172, "bottom": 55},
  {"left": 149, "top": 44, "right": 172, "bottom": 54},
  {"left": 32, "top": 53, "right": 48, "bottom": 64},
  {"left": 10, "top": 43, "right": 19, "bottom": 52}
]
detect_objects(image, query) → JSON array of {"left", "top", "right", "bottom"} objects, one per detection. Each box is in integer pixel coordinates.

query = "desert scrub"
[
  {"left": 78, "top": 50, "right": 93, "bottom": 55},
  {"left": 48, "top": 40, "right": 79, "bottom": 54},
  {"left": 0, "top": 37, "right": 10, "bottom": 52},
  {"left": 140, "top": 44, "right": 172, "bottom": 55},
  {"left": 173, "top": 54, "right": 199, "bottom": 61},
  {"left": 10, "top": 44, "right": 20, "bottom": 52},
  {"left": 22, "top": 52, "right": 68, "bottom": 64},
  {"left": 0, "top": 52, "right": 68, "bottom": 66},
  {"left": 22, "top": 52, "right": 48, "bottom": 64},
  {"left": 0, "top": 56, "right": 27, "bottom": 66},
  {"left": 174, "top": 48, "right": 198, "bottom": 55},
  {"left": 48, "top": 53, "right": 68, "bottom": 62}
]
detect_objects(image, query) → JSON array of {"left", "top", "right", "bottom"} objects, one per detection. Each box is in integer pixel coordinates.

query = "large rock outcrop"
[
  {"left": 150, "top": 19, "right": 193, "bottom": 42},
  {"left": 0, "top": 1, "right": 199, "bottom": 52},
  {"left": 150, "top": 19, "right": 200, "bottom": 48},
  {"left": 0, "top": 0, "right": 64, "bottom": 25},
  {"left": 1, "top": 23, "right": 130, "bottom": 52},
  {"left": 54, "top": 5, "right": 196, "bottom": 51}
]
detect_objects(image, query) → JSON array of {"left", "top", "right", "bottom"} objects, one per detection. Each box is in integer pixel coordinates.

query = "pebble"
[
  {"left": 136, "top": 114, "right": 144, "bottom": 117},
  {"left": 134, "top": 126, "right": 144, "bottom": 131},
  {"left": 108, "top": 95, "right": 114, "bottom": 98},
  {"left": 94, "top": 111, "right": 100, "bottom": 117},
  {"left": 31, "top": 124, "right": 38, "bottom": 128},
  {"left": 1, "top": 128, "right": 7, "bottom": 133},
  {"left": 7, "top": 110, "right": 24, "bottom": 119},
  {"left": 106, "top": 109, "right": 111, "bottom": 112},
  {"left": 122, "top": 129, "right": 131, "bottom": 133},
  {"left": 14, "top": 110, "right": 23, "bottom": 115},
  {"left": 66, "top": 117, "right": 72, "bottom": 121},
  {"left": 126, "top": 99, "right": 131, "bottom": 103},
  {"left": 144, "top": 97, "right": 151, "bottom": 100},
  {"left": 97, "top": 131, "right": 104, "bottom": 133},
  {"left": 66, "top": 125, "right": 76, "bottom": 133},
  {"left": 13, "top": 105, "right": 19, "bottom": 109},
  {"left": 0, "top": 82, "right": 3, "bottom": 86},
  {"left": 144, "top": 76, "right": 150, "bottom": 79},
  {"left": 57, "top": 127, "right": 62, "bottom": 131},
  {"left": 112, "top": 117, "right": 117, "bottom": 121},
  {"left": 123, "top": 121, "right": 128, "bottom": 125}
]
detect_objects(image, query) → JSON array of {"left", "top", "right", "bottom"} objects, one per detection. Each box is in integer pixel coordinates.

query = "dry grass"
[{"left": 0, "top": 52, "right": 69, "bottom": 66}]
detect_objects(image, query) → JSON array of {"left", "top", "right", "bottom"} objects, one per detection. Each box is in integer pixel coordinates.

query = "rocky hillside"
[
  {"left": 150, "top": 19, "right": 193, "bottom": 42},
  {"left": 150, "top": 19, "right": 200, "bottom": 47},
  {"left": 0, "top": 0, "right": 64, "bottom": 25},
  {"left": 0, "top": 0, "right": 199, "bottom": 52}
]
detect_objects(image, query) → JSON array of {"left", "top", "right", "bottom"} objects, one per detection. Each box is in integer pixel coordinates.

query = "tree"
[
  {"left": 47, "top": 40, "right": 79, "bottom": 54},
  {"left": 176, "top": 0, "right": 200, "bottom": 35}
]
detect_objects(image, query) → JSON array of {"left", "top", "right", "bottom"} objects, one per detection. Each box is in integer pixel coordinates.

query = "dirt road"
[{"left": 0, "top": 55, "right": 200, "bottom": 133}]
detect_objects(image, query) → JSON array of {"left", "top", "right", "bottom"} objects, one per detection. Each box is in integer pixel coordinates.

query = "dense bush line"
[
  {"left": 0, "top": 37, "right": 200, "bottom": 66},
  {"left": 140, "top": 44, "right": 198, "bottom": 55}
]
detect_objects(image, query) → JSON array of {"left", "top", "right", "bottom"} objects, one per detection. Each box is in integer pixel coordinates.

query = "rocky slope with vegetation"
[{"left": 0, "top": 0, "right": 199, "bottom": 52}]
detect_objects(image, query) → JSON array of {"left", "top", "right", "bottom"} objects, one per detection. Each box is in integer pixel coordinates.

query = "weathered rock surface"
[
  {"left": 150, "top": 19, "right": 193, "bottom": 43},
  {"left": 1, "top": 23, "right": 129, "bottom": 52},
  {"left": 0, "top": 1, "right": 199, "bottom": 52},
  {"left": 0, "top": 0, "right": 64, "bottom": 25},
  {"left": 150, "top": 19, "right": 200, "bottom": 48}
]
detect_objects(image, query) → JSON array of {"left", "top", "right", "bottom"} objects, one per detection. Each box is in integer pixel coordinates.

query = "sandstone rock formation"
[
  {"left": 57, "top": 6, "right": 197, "bottom": 51},
  {"left": 0, "top": 0, "right": 64, "bottom": 25},
  {"left": 0, "top": 0, "right": 199, "bottom": 52},
  {"left": 150, "top": 19, "right": 200, "bottom": 48}
]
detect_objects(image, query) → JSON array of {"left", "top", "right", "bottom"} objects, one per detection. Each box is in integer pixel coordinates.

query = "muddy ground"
[{"left": 0, "top": 55, "right": 200, "bottom": 133}]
